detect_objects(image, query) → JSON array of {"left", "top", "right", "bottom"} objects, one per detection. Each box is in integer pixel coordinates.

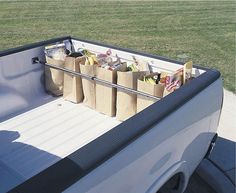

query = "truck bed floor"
[{"left": 0, "top": 98, "right": 120, "bottom": 189}]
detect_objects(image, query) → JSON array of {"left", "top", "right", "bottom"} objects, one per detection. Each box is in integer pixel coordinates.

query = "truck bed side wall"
[
  {"left": 0, "top": 47, "right": 47, "bottom": 121},
  {"left": 0, "top": 37, "right": 70, "bottom": 121},
  {"left": 64, "top": 79, "right": 223, "bottom": 193}
]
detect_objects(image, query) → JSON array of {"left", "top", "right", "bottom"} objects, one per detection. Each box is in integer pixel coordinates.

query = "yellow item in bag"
[{"left": 183, "top": 61, "right": 193, "bottom": 84}]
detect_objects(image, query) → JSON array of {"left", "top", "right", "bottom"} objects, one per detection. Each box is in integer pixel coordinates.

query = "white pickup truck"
[{"left": 0, "top": 37, "right": 223, "bottom": 193}]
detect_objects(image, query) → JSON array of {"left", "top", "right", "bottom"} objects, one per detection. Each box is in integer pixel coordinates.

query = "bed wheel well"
[{"left": 156, "top": 173, "right": 185, "bottom": 193}]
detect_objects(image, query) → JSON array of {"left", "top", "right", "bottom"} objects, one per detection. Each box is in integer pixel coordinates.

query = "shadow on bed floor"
[{"left": 0, "top": 130, "right": 60, "bottom": 193}]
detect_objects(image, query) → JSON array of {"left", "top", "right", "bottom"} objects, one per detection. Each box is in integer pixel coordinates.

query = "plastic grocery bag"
[{"left": 63, "top": 56, "right": 85, "bottom": 103}]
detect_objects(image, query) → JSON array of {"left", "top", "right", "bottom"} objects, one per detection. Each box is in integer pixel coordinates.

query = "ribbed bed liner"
[{"left": 0, "top": 98, "right": 120, "bottom": 190}]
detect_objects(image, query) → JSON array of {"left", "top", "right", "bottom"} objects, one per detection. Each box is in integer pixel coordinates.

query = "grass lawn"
[{"left": 0, "top": 0, "right": 235, "bottom": 92}]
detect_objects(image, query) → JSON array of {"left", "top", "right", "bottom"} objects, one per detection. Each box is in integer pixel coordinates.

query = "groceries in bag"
[
  {"left": 116, "top": 57, "right": 149, "bottom": 121},
  {"left": 43, "top": 43, "right": 195, "bottom": 120},
  {"left": 96, "top": 51, "right": 127, "bottom": 116},
  {"left": 63, "top": 55, "right": 85, "bottom": 103},
  {"left": 79, "top": 49, "right": 98, "bottom": 109},
  {"left": 137, "top": 73, "right": 164, "bottom": 112},
  {"left": 44, "top": 43, "right": 67, "bottom": 96},
  {"left": 162, "top": 61, "right": 193, "bottom": 96}
]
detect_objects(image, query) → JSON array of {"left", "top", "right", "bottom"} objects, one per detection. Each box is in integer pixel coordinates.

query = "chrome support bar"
[{"left": 37, "top": 60, "right": 161, "bottom": 101}]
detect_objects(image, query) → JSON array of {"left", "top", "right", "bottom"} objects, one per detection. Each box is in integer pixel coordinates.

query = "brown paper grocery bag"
[
  {"left": 95, "top": 68, "right": 116, "bottom": 116},
  {"left": 80, "top": 64, "right": 96, "bottom": 109},
  {"left": 95, "top": 64, "right": 127, "bottom": 117},
  {"left": 137, "top": 75, "right": 164, "bottom": 113},
  {"left": 63, "top": 56, "right": 85, "bottom": 103},
  {"left": 45, "top": 56, "right": 64, "bottom": 96},
  {"left": 116, "top": 71, "right": 147, "bottom": 121}
]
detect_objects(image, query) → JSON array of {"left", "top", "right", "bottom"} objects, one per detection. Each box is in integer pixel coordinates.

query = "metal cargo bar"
[{"left": 35, "top": 59, "right": 161, "bottom": 101}]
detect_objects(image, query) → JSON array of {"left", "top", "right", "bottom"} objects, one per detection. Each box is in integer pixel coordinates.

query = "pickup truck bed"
[
  {"left": 0, "top": 98, "right": 120, "bottom": 181},
  {"left": 0, "top": 36, "right": 223, "bottom": 193}
]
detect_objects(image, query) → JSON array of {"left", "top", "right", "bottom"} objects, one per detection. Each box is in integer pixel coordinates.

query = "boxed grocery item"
[{"left": 162, "top": 61, "right": 193, "bottom": 96}]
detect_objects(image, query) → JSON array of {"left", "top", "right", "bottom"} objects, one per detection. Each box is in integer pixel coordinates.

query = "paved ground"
[
  {"left": 184, "top": 89, "right": 236, "bottom": 193},
  {"left": 208, "top": 89, "right": 235, "bottom": 186},
  {"left": 185, "top": 172, "right": 216, "bottom": 193}
]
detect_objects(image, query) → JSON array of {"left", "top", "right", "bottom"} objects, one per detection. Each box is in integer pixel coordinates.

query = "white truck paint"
[
  {"left": 0, "top": 37, "right": 223, "bottom": 193},
  {"left": 64, "top": 79, "right": 222, "bottom": 193}
]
